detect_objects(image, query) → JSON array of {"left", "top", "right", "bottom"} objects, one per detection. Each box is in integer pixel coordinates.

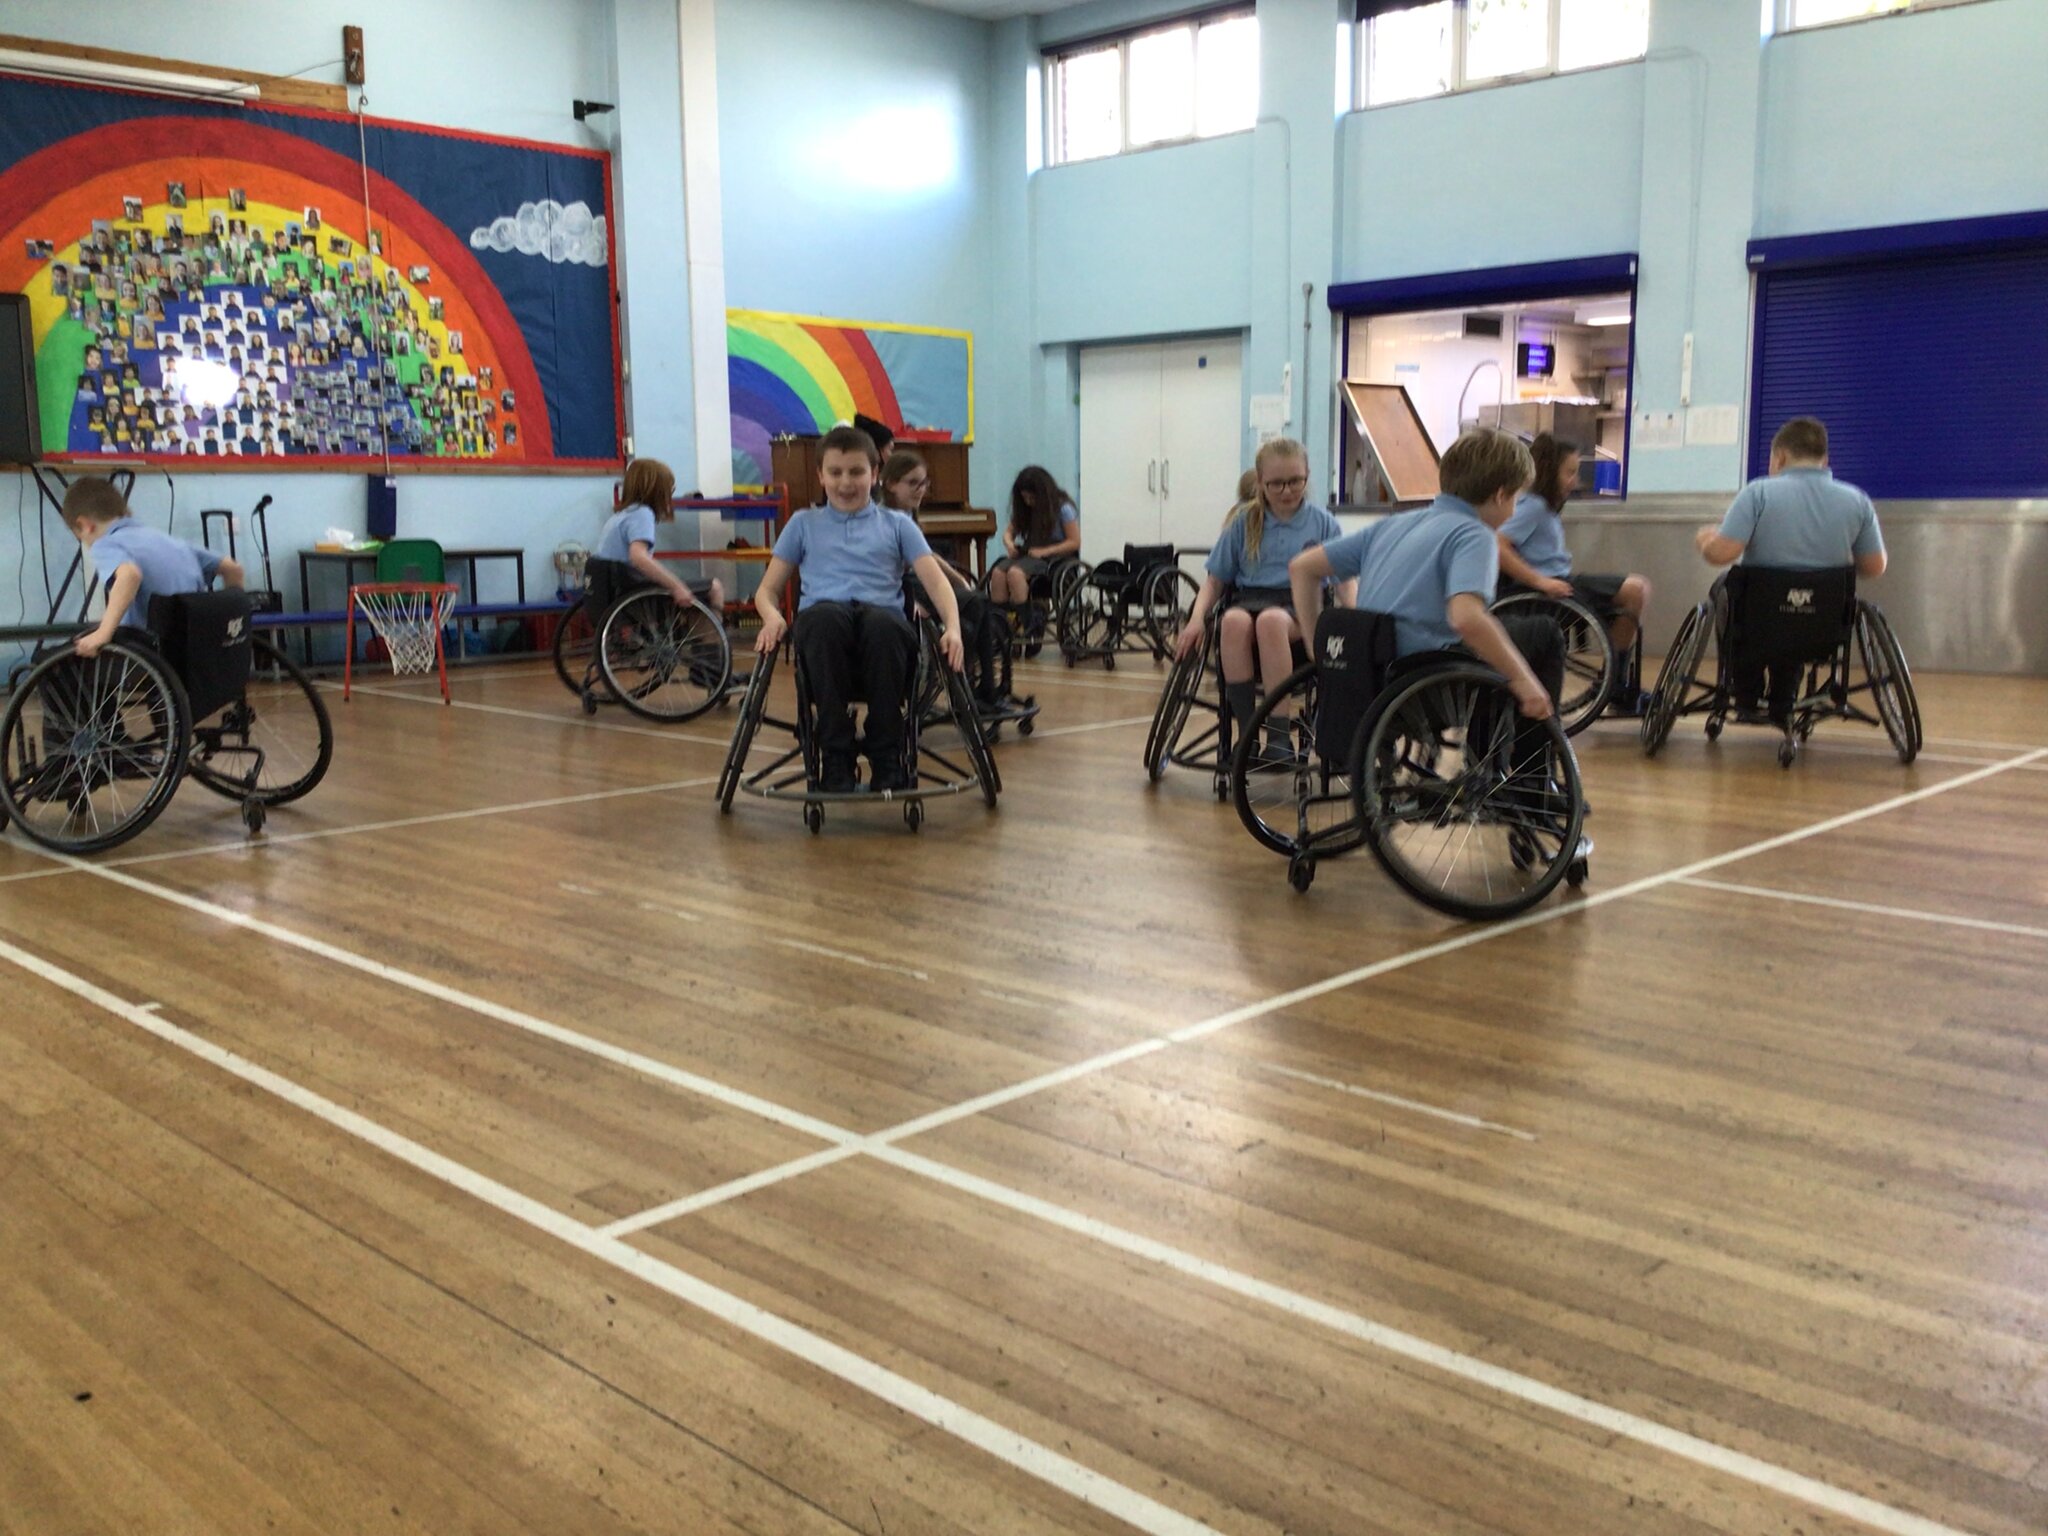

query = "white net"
[{"left": 352, "top": 585, "right": 456, "bottom": 676}]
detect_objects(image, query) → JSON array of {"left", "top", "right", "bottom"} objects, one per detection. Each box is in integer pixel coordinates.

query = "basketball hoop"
[{"left": 345, "top": 582, "right": 457, "bottom": 704}]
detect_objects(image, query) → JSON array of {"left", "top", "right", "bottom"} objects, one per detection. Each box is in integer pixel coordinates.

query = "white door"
[
  {"left": 1078, "top": 342, "right": 1163, "bottom": 559},
  {"left": 1156, "top": 336, "right": 1244, "bottom": 549}
]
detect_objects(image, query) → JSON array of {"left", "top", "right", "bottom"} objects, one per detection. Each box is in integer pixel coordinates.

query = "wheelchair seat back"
[
  {"left": 1724, "top": 565, "right": 1855, "bottom": 672},
  {"left": 150, "top": 588, "right": 255, "bottom": 722},
  {"left": 1312, "top": 608, "right": 1397, "bottom": 765},
  {"left": 583, "top": 555, "right": 636, "bottom": 614}
]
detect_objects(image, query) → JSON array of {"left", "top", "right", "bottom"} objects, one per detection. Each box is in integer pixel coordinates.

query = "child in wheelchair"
[
  {"left": 64, "top": 475, "right": 245, "bottom": 659},
  {"left": 1497, "top": 432, "right": 1650, "bottom": 707},
  {"left": 1695, "top": 416, "right": 1887, "bottom": 728},
  {"left": 590, "top": 457, "right": 724, "bottom": 626},
  {"left": 1173, "top": 437, "right": 1345, "bottom": 763},
  {"left": 1290, "top": 428, "right": 1568, "bottom": 802},
  {"left": 880, "top": 448, "right": 1032, "bottom": 724},
  {"left": 988, "top": 465, "right": 1081, "bottom": 653},
  {"left": 753, "top": 425, "right": 966, "bottom": 794}
]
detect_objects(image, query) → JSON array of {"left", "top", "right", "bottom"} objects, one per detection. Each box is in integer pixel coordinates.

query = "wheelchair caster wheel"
[
  {"left": 1778, "top": 741, "right": 1797, "bottom": 769},
  {"left": 1288, "top": 854, "right": 1315, "bottom": 893},
  {"left": 580, "top": 689, "right": 599, "bottom": 716},
  {"left": 242, "top": 799, "right": 266, "bottom": 835},
  {"left": 1018, "top": 715, "right": 1035, "bottom": 737},
  {"left": 1104, "top": 656, "right": 1116, "bottom": 672},
  {"left": 803, "top": 802, "right": 823, "bottom": 834},
  {"left": 1704, "top": 716, "right": 1722, "bottom": 741},
  {"left": 984, "top": 722, "right": 1003, "bottom": 744},
  {"left": 1566, "top": 857, "right": 1588, "bottom": 888},
  {"left": 1213, "top": 774, "right": 1230, "bottom": 802},
  {"left": 904, "top": 800, "right": 923, "bottom": 832}
]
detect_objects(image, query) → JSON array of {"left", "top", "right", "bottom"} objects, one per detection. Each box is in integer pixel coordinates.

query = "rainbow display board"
[
  {"left": 0, "top": 72, "right": 620, "bottom": 467},
  {"left": 727, "top": 308, "right": 971, "bottom": 488}
]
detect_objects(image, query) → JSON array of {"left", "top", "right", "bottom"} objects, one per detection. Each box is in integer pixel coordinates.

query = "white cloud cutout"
[{"left": 468, "top": 199, "right": 607, "bottom": 267}]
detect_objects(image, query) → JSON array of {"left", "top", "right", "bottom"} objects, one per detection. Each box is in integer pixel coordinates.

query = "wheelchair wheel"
[
  {"left": 1230, "top": 662, "right": 1365, "bottom": 860},
  {"left": 1855, "top": 603, "right": 1921, "bottom": 764},
  {"left": 716, "top": 649, "right": 777, "bottom": 812},
  {"left": 1641, "top": 604, "right": 1709, "bottom": 757},
  {"left": 1144, "top": 638, "right": 1203, "bottom": 781},
  {"left": 1491, "top": 591, "right": 1615, "bottom": 736},
  {"left": 1353, "top": 663, "right": 1585, "bottom": 921},
  {"left": 598, "top": 589, "right": 731, "bottom": 722},
  {"left": 187, "top": 638, "right": 333, "bottom": 807},
  {"left": 552, "top": 595, "right": 595, "bottom": 695},
  {"left": 1143, "top": 565, "right": 1200, "bottom": 661},
  {"left": 0, "top": 640, "right": 191, "bottom": 854},
  {"left": 940, "top": 661, "right": 1001, "bottom": 807}
]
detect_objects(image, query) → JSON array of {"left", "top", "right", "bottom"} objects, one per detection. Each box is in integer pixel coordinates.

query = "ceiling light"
[{"left": 0, "top": 49, "right": 260, "bottom": 104}]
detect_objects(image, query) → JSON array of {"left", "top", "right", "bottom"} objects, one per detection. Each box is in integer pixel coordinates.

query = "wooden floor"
[{"left": 2, "top": 646, "right": 2045, "bottom": 1536}]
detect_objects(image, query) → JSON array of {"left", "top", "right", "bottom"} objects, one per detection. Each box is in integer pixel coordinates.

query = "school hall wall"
[{"left": 0, "top": 0, "right": 658, "bottom": 633}]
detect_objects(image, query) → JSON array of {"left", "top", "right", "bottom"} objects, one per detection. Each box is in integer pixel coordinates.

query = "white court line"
[
  {"left": 333, "top": 680, "right": 735, "bottom": 749},
  {"left": 0, "top": 937, "right": 1220, "bottom": 1536},
  {"left": 865, "top": 1142, "right": 1977, "bottom": 1536},
  {"left": 1256, "top": 1062, "right": 1537, "bottom": 1141},
  {"left": 977, "top": 986, "right": 1054, "bottom": 1011},
  {"left": 0, "top": 774, "right": 721, "bottom": 887},
  {"left": 599, "top": 1146, "right": 866, "bottom": 1238},
  {"left": 560, "top": 882, "right": 602, "bottom": 896},
  {"left": 770, "top": 936, "right": 930, "bottom": 983},
  {"left": 1680, "top": 877, "right": 2048, "bottom": 942},
  {"left": 637, "top": 900, "right": 703, "bottom": 924},
  {"left": 35, "top": 754, "right": 2042, "bottom": 1536}
]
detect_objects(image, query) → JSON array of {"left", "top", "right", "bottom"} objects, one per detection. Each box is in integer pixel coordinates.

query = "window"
[
  {"left": 1047, "top": 9, "right": 1258, "bottom": 166},
  {"left": 1777, "top": 0, "right": 1984, "bottom": 30},
  {"left": 1359, "top": 0, "right": 1648, "bottom": 108}
]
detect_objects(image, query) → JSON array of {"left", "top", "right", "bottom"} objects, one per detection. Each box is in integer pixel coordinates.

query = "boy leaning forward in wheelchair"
[
  {"left": 1288, "top": 429, "right": 1573, "bottom": 819},
  {"left": 64, "top": 476, "right": 245, "bottom": 654},
  {"left": 752, "top": 424, "right": 966, "bottom": 794}
]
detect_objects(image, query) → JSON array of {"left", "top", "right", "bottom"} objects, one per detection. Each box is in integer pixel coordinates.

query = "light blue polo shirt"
[
  {"left": 1012, "top": 500, "right": 1078, "bottom": 551},
  {"left": 89, "top": 519, "right": 222, "bottom": 631},
  {"left": 1206, "top": 502, "right": 1344, "bottom": 591},
  {"left": 1500, "top": 491, "right": 1572, "bottom": 580},
  {"left": 1318, "top": 495, "right": 1499, "bottom": 657},
  {"left": 595, "top": 505, "right": 657, "bottom": 561},
  {"left": 1718, "top": 467, "right": 1884, "bottom": 569},
  {"left": 773, "top": 501, "right": 934, "bottom": 610}
]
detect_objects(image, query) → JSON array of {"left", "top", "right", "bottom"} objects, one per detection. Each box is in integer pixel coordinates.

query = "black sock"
[{"left": 1225, "top": 681, "right": 1255, "bottom": 734}]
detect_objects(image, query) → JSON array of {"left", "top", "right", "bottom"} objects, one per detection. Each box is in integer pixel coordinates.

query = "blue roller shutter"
[{"left": 1749, "top": 244, "right": 2048, "bottom": 498}]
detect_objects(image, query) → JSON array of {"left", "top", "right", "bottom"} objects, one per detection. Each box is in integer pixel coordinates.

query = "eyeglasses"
[
  {"left": 1262, "top": 476, "right": 1308, "bottom": 492},
  {"left": 901, "top": 475, "right": 929, "bottom": 490}
]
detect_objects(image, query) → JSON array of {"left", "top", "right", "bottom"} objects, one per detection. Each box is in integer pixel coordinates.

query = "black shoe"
[
  {"left": 869, "top": 762, "right": 910, "bottom": 794},
  {"left": 820, "top": 753, "right": 859, "bottom": 794}
]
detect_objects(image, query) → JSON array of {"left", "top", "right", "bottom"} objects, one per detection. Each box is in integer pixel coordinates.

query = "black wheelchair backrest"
[
  {"left": 1313, "top": 607, "right": 1398, "bottom": 764},
  {"left": 1121, "top": 543, "right": 1176, "bottom": 574},
  {"left": 1725, "top": 565, "right": 1855, "bottom": 668},
  {"left": 583, "top": 554, "right": 634, "bottom": 613},
  {"left": 150, "top": 588, "right": 255, "bottom": 723}
]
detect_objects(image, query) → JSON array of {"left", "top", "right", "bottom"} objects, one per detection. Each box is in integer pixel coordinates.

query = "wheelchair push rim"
[
  {"left": 1854, "top": 603, "right": 1922, "bottom": 764},
  {"left": 1353, "top": 663, "right": 1585, "bottom": 921},
  {"left": 1491, "top": 590, "right": 1616, "bottom": 737},
  {"left": 0, "top": 639, "right": 191, "bottom": 854},
  {"left": 598, "top": 589, "right": 732, "bottom": 722}
]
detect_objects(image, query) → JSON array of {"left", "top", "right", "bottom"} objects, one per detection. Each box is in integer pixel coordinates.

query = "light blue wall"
[
  {"left": 1756, "top": 0, "right": 2048, "bottom": 237},
  {"left": 1336, "top": 63, "right": 1646, "bottom": 281}
]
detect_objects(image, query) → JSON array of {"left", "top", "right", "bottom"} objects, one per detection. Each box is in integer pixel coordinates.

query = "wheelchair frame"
[
  {"left": 1228, "top": 647, "right": 1589, "bottom": 921},
  {"left": 1641, "top": 585, "right": 1921, "bottom": 768},
  {"left": 1142, "top": 603, "right": 1235, "bottom": 798},
  {"left": 1055, "top": 549, "right": 1193, "bottom": 671},
  {"left": 0, "top": 626, "right": 334, "bottom": 853},
  {"left": 715, "top": 613, "right": 999, "bottom": 833},
  {"left": 550, "top": 580, "right": 735, "bottom": 722}
]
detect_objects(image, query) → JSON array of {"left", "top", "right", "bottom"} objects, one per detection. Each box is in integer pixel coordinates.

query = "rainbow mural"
[
  {"left": 727, "top": 308, "right": 971, "bottom": 488},
  {"left": 0, "top": 71, "right": 620, "bottom": 467}
]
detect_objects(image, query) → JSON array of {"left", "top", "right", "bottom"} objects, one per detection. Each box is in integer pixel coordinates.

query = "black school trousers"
[{"left": 794, "top": 600, "right": 917, "bottom": 762}]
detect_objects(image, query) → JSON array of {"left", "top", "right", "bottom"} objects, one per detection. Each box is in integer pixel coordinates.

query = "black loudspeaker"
[{"left": 0, "top": 294, "right": 40, "bottom": 465}]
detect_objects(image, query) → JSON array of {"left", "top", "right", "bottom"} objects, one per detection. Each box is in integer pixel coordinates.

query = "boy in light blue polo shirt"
[
  {"left": 754, "top": 425, "right": 965, "bottom": 794},
  {"left": 63, "top": 476, "right": 243, "bottom": 658},
  {"left": 1697, "top": 416, "right": 1888, "bottom": 721},
  {"left": 1289, "top": 429, "right": 1562, "bottom": 723}
]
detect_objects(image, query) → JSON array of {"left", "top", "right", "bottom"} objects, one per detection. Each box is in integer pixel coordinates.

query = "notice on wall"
[
  {"left": 1249, "top": 392, "right": 1286, "bottom": 442},
  {"left": 1634, "top": 409, "right": 1684, "bottom": 450},
  {"left": 1685, "top": 404, "right": 1740, "bottom": 446}
]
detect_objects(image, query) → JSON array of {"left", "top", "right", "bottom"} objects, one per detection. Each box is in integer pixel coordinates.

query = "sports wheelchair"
[
  {"left": 1640, "top": 566, "right": 1920, "bottom": 768},
  {"left": 1489, "top": 586, "right": 1644, "bottom": 736},
  {"left": 715, "top": 601, "right": 999, "bottom": 833},
  {"left": 1143, "top": 589, "right": 1310, "bottom": 799},
  {"left": 982, "top": 554, "right": 1084, "bottom": 661},
  {"left": 1056, "top": 544, "right": 1195, "bottom": 670},
  {"left": 550, "top": 556, "right": 733, "bottom": 721},
  {"left": 0, "top": 591, "right": 334, "bottom": 853},
  {"left": 1228, "top": 608, "right": 1589, "bottom": 921}
]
